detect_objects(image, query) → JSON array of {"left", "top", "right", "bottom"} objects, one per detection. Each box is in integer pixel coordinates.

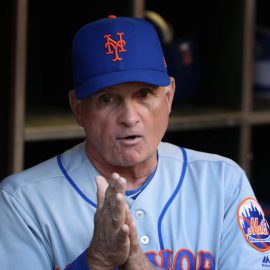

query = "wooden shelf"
[
  {"left": 25, "top": 125, "right": 84, "bottom": 141},
  {"left": 169, "top": 111, "right": 243, "bottom": 131},
  {"left": 25, "top": 111, "right": 83, "bottom": 141},
  {"left": 250, "top": 111, "right": 270, "bottom": 125}
]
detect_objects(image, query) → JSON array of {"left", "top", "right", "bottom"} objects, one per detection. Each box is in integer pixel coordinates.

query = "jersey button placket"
[
  {"left": 135, "top": 209, "right": 145, "bottom": 219},
  {"left": 134, "top": 209, "right": 149, "bottom": 245},
  {"left": 141, "top": 235, "right": 149, "bottom": 245}
]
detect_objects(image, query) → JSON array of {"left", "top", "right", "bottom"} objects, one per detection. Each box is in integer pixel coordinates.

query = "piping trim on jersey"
[
  {"left": 57, "top": 155, "right": 97, "bottom": 208},
  {"left": 157, "top": 147, "right": 187, "bottom": 250}
]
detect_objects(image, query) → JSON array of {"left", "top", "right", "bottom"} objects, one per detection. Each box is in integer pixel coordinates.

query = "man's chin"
[
  {"left": 115, "top": 157, "right": 144, "bottom": 168},
  {"left": 112, "top": 151, "right": 146, "bottom": 167},
  {"left": 113, "top": 150, "right": 156, "bottom": 168}
]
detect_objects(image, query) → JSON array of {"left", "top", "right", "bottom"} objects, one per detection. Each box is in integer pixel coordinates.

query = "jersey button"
[
  {"left": 136, "top": 209, "right": 145, "bottom": 219},
  {"left": 141, "top": 235, "right": 149, "bottom": 245}
]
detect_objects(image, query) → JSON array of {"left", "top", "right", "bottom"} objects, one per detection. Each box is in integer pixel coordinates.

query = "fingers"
[
  {"left": 95, "top": 175, "right": 109, "bottom": 209},
  {"left": 111, "top": 193, "right": 124, "bottom": 221},
  {"left": 95, "top": 172, "right": 136, "bottom": 240},
  {"left": 95, "top": 173, "right": 126, "bottom": 209},
  {"left": 117, "top": 223, "right": 130, "bottom": 242},
  {"left": 126, "top": 210, "right": 138, "bottom": 245},
  {"left": 95, "top": 173, "right": 128, "bottom": 227},
  {"left": 92, "top": 173, "right": 134, "bottom": 267},
  {"left": 111, "top": 193, "right": 129, "bottom": 229},
  {"left": 108, "top": 173, "right": 127, "bottom": 196},
  {"left": 108, "top": 174, "right": 127, "bottom": 229},
  {"left": 103, "top": 173, "right": 127, "bottom": 208}
]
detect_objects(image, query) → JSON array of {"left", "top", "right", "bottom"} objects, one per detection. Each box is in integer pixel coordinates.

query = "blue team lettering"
[
  {"left": 57, "top": 249, "right": 215, "bottom": 270},
  {"left": 262, "top": 255, "right": 270, "bottom": 267},
  {"left": 145, "top": 249, "right": 214, "bottom": 270},
  {"left": 262, "top": 255, "right": 270, "bottom": 264}
]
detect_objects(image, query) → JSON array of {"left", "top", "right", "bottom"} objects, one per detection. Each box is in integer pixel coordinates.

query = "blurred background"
[{"left": 1, "top": 0, "right": 270, "bottom": 220}]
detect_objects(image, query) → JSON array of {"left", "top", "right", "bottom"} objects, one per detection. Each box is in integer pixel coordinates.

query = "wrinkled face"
[{"left": 70, "top": 80, "right": 175, "bottom": 168}]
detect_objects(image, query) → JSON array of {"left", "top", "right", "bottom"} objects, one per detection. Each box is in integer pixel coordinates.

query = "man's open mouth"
[{"left": 118, "top": 135, "right": 142, "bottom": 144}]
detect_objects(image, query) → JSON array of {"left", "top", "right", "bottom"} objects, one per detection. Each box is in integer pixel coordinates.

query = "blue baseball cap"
[{"left": 72, "top": 15, "right": 170, "bottom": 99}]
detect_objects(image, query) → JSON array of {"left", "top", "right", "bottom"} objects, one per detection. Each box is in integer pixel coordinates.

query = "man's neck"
[{"left": 86, "top": 149, "right": 157, "bottom": 190}]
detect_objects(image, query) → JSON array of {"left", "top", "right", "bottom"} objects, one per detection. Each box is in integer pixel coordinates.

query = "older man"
[{"left": 0, "top": 15, "right": 269, "bottom": 270}]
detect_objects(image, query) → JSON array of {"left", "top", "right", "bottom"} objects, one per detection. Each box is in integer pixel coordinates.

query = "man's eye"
[
  {"left": 99, "top": 95, "right": 114, "bottom": 104},
  {"left": 139, "top": 88, "right": 152, "bottom": 98}
]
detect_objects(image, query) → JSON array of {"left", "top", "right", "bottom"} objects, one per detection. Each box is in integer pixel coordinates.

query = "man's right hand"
[{"left": 86, "top": 173, "right": 131, "bottom": 269}]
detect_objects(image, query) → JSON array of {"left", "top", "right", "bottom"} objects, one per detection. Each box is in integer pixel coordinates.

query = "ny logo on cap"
[{"left": 104, "top": 32, "right": 127, "bottom": 62}]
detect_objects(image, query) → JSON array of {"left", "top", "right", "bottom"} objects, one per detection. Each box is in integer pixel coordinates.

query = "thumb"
[{"left": 95, "top": 175, "right": 108, "bottom": 209}]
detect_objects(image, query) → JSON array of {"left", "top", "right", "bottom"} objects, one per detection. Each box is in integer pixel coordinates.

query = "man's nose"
[{"left": 118, "top": 101, "right": 140, "bottom": 127}]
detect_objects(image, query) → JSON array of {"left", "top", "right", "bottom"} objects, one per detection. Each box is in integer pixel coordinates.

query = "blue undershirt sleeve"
[
  {"left": 65, "top": 250, "right": 90, "bottom": 270},
  {"left": 64, "top": 249, "right": 120, "bottom": 270}
]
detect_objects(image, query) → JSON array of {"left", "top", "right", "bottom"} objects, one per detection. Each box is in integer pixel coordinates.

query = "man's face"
[{"left": 72, "top": 80, "right": 174, "bottom": 168}]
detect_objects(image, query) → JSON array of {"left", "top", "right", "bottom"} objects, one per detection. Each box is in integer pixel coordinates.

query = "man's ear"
[
  {"left": 165, "top": 77, "right": 175, "bottom": 114},
  {"left": 69, "top": 89, "right": 83, "bottom": 126}
]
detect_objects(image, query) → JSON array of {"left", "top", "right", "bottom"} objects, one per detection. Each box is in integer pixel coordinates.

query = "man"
[{"left": 0, "top": 15, "right": 270, "bottom": 270}]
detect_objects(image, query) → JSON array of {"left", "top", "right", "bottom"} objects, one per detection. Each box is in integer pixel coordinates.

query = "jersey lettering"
[
  {"left": 145, "top": 249, "right": 172, "bottom": 270},
  {"left": 145, "top": 248, "right": 215, "bottom": 270},
  {"left": 172, "top": 249, "right": 196, "bottom": 270},
  {"left": 197, "top": 251, "right": 215, "bottom": 270},
  {"left": 58, "top": 248, "right": 215, "bottom": 270}
]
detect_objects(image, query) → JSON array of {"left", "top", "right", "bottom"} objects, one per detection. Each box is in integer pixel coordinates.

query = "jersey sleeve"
[
  {"left": 219, "top": 169, "right": 270, "bottom": 269},
  {"left": 0, "top": 188, "right": 53, "bottom": 270}
]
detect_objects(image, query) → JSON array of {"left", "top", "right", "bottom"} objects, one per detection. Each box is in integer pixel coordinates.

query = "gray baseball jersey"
[{"left": 0, "top": 141, "right": 269, "bottom": 269}]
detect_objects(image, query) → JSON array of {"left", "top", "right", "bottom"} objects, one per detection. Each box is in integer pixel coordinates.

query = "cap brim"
[{"left": 75, "top": 69, "right": 170, "bottom": 100}]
